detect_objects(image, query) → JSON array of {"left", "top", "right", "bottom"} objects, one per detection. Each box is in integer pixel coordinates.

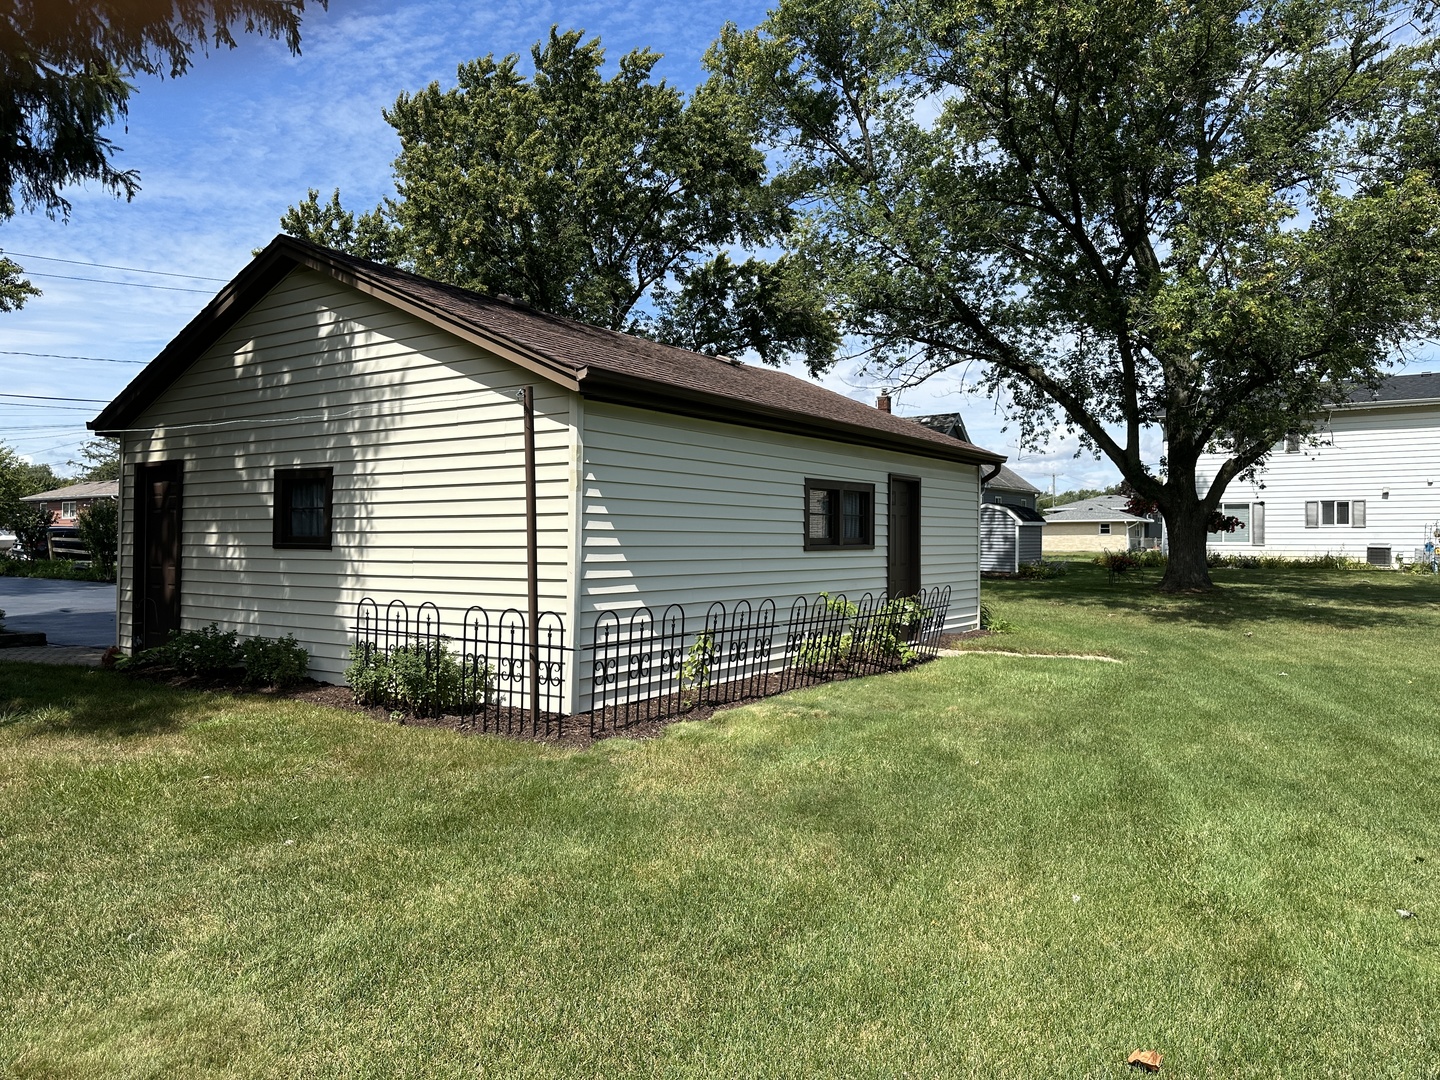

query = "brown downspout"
[
  {"left": 520, "top": 386, "right": 541, "bottom": 718},
  {"left": 981, "top": 462, "right": 1003, "bottom": 485}
]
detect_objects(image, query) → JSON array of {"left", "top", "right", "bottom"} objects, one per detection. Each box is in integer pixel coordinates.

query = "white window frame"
[
  {"left": 60, "top": 501, "right": 76, "bottom": 519},
  {"left": 1098, "top": 523, "right": 1112, "bottom": 535},
  {"left": 1218, "top": 503, "right": 1252, "bottom": 544},
  {"left": 1305, "top": 499, "right": 1366, "bottom": 529}
]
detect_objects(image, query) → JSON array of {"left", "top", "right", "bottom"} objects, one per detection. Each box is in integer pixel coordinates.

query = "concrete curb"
[{"left": 0, "top": 645, "right": 107, "bottom": 667}]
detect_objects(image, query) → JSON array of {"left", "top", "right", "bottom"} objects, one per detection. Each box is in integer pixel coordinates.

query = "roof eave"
[
  {"left": 1330, "top": 395, "right": 1440, "bottom": 411},
  {"left": 579, "top": 368, "right": 1006, "bottom": 467}
]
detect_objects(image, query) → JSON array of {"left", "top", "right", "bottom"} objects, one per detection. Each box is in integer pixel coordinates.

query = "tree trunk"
[{"left": 1158, "top": 505, "right": 1215, "bottom": 591}]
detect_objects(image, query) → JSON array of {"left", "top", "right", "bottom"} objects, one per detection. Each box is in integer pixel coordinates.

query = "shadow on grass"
[
  {"left": 994, "top": 561, "right": 1440, "bottom": 629},
  {"left": 0, "top": 663, "right": 204, "bottom": 737}
]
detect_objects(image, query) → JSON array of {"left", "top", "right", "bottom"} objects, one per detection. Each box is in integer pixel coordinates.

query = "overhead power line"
[
  {"left": 0, "top": 350, "right": 146, "bottom": 364},
  {"left": 0, "top": 392, "right": 110, "bottom": 403},
  {"left": 2, "top": 249, "right": 229, "bottom": 282},
  {"left": 0, "top": 401, "right": 98, "bottom": 411},
  {"left": 22, "top": 271, "right": 214, "bottom": 294}
]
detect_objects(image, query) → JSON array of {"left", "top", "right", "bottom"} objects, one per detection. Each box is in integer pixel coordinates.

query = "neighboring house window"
[
  {"left": 60, "top": 501, "right": 76, "bottom": 519},
  {"left": 1098, "top": 523, "right": 1112, "bottom": 535},
  {"left": 1285, "top": 433, "right": 1300, "bottom": 453},
  {"left": 274, "top": 467, "right": 334, "bottom": 549},
  {"left": 804, "top": 479, "right": 874, "bottom": 548},
  {"left": 1218, "top": 503, "right": 1251, "bottom": 543},
  {"left": 1304, "top": 499, "right": 1366, "bottom": 528}
]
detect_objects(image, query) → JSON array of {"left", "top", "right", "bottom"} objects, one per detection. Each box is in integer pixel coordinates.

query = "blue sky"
[{"left": 4, "top": 0, "right": 1411, "bottom": 495}]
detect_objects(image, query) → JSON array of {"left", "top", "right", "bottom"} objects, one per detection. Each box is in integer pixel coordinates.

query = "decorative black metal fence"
[
  {"left": 352, "top": 598, "right": 569, "bottom": 737},
  {"left": 351, "top": 585, "right": 952, "bottom": 740},
  {"left": 587, "top": 585, "right": 951, "bottom": 735}
]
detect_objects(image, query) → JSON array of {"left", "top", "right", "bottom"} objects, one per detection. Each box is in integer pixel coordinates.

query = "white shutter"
[
  {"left": 1352, "top": 500, "right": 1366, "bottom": 528},
  {"left": 1305, "top": 501, "right": 1319, "bottom": 528},
  {"left": 1252, "top": 503, "right": 1265, "bottom": 546}
]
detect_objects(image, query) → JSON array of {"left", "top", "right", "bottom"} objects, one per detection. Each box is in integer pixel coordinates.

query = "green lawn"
[{"left": 3, "top": 563, "right": 1439, "bottom": 1077}]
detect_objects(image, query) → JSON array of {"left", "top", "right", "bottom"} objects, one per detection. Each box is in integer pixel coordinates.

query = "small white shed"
[{"left": 980, "top": 503, "right": 1045, "bottom": 573}]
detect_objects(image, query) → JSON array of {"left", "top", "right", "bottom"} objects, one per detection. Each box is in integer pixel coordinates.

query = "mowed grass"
[{"left": 2, "top": 563, "right": 1439, "bottom": 1078}]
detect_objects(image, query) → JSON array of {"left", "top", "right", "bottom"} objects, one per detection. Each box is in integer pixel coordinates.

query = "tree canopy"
[
  {"left": 0, "top": 442, "right": 62, "bottom": 531},
  {"left": 1, "top": 0, "right": 323, "bottom": 308},
  {"left": 68, "top": 438, "right": 120, "bottom": 483},
  {"left": 713, "top": 0, "right": 1440, "bottom": 589},
  {"left": 281, "top": 28, "right": 838, "bottom": 367}
]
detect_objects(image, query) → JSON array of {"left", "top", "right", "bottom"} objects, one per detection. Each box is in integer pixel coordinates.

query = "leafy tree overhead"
[
  {"left": 0, "top": 255, "right": 38, "bottom": 311},
  {"left": 713, "top": 0, "right": 1440, "bottom": 590},
  {"left": 68, "top": 438, "right": 120, "bottom": 483},
  {"left": 282, "top": 28, "right": 838, "bottom": 367},
  {"left": 0, "top": 443, "right": 62, "bottom": 532},
  {"left": 0, "top": 0, "right": 325, "bottom": 308}
]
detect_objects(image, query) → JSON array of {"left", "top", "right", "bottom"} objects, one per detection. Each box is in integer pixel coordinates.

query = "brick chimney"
[{"left": 876, "top": 392, "right": 892, "bottom": 414}]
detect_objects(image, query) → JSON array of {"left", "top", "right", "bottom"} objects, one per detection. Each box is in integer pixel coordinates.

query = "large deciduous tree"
[
  {"left": 713, "top": 0, "right": 1440, "bottom": 590},
  {"left": 1, "top": 0, "right": 323, "bottom": 307},
  {"left": 281, "top": 28, "right": 838, "bottom": 367}
]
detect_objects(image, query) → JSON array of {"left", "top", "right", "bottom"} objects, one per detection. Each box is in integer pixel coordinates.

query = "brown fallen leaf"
[{"left": 1127, "top": 1049, "right": 1162, "bottom": 1072}]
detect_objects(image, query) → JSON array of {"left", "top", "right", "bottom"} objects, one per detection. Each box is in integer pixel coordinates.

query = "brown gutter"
[{"left": 519, "top": 386, "right": 541, "bottom": 720}]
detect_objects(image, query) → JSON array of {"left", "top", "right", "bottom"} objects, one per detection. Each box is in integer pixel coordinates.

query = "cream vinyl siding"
[
  {"left": 1042, "top": 521, "right": 1130, "bottom": 552},
  {"left": 117, "top": 267, "right": 574, "bottom": 682},
  {"left": 1196, "top": 403, "right": 1440, "bottom": 560},
  {"left": 578, "top": 401, "right": 982, "bottom": 631}
]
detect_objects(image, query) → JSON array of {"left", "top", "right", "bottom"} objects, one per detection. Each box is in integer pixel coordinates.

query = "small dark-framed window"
[
  {"left": 274, "top": 467, "right": 333, "bottom": 549},
  {"left": 804, "top": 479, "right": 875, "bottom": 549}
]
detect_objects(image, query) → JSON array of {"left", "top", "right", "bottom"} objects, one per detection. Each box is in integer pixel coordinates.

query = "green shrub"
[
  {"left": 74, "top": 499, "right": 119, "bottom": 573},
  {"left": 1098, "top": 549, "right": 1140, "bottom": 574},
  {"left": 241, "top": 634, "right": 310, "bottom": 687},
  {"left": 119, "top": 625, "right": 312, "bottom": 686},
  {"left": 346, "top": 643, "right": 389, "bottom": 705},
  {"left": 7, "top": 503, "right": 51, "bottom": 563},
  {"left": 1016, "top": 559, "right": 1068, "bottom": 579},
  {"left": 0, "top": 556, "right": 113, "bottom": 582},
  {"left": 791, "top": 594, "right": 929, "bottom": 669},
  {"left": 344, "top": 638, "right": 493, "bottom": 714},
  {"left": 861, "top": 596, "right": 927, "bottom": 663},
  {"left": 682, "top": 631, "right": 716, "bottom": 695},
  {"left": 979, "top": 600, "right": 1013, "bottom": 633},
  {"left": 1207, "top": 551, "right": 1368, "bottom": 571},
  {"left": 119, "top": 624, "right": 242, "bottom": 678}
]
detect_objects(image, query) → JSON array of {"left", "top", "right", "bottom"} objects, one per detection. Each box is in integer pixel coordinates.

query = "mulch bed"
[{"left": 112, "top": 654, "right": 952, "bottom": 748}]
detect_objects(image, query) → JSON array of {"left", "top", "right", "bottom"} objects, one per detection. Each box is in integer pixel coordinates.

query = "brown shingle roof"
[
  {"left": 19, "top": 480, "right": 119, "bottom": 502},
  {"left": 91, "top": 236, "right": 1003, "bottom": 467}
]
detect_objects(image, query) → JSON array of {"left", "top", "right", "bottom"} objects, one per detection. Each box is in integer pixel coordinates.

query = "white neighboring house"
[
  {"left": 89, "top": 236, "right": 1004, "bottom": 707},
  {"left": 1196, "top": 372, "right": 1440, "bottom": 565}
]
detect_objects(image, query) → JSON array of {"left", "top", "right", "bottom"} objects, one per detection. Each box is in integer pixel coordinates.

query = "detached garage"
[{"left": 90, "top": 235, "right": 1005, "bottom": 716}]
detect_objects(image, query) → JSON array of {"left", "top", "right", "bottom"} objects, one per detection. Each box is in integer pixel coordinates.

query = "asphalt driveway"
[{"left": 0, "top": 577, "right": 116, "bottom": 647}]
